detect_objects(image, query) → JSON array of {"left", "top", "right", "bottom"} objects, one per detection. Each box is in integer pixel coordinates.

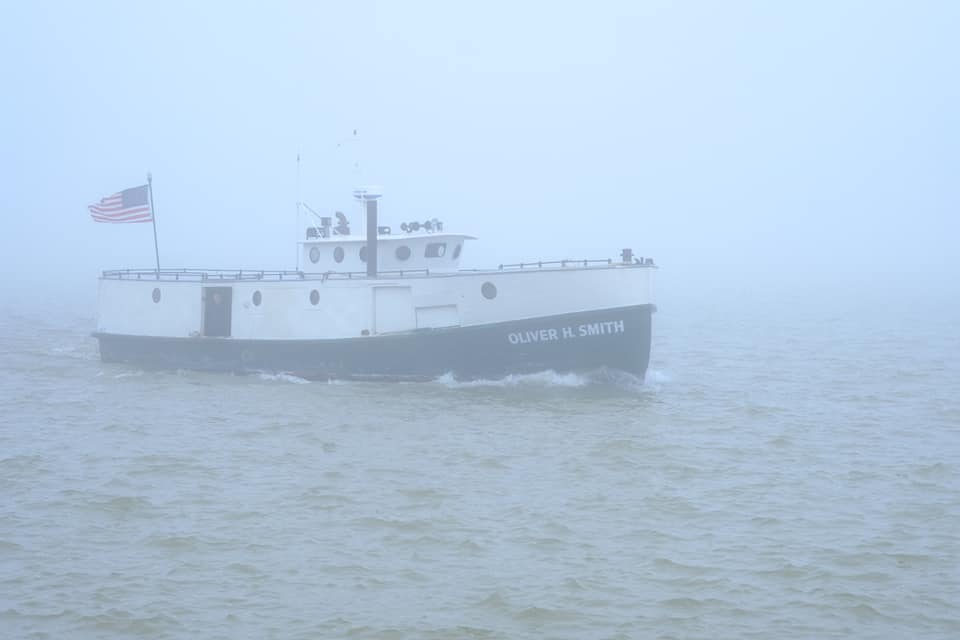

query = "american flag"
[{"left": 88, "top": 184, "right": 153, "bottom": 223}]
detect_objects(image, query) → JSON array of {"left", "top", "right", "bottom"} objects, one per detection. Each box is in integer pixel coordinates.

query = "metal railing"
[
  {"left": 101, "top": 258, "right": 653, "bottom": 282},
  {"left": 499, "top": 258, "right": 613, "bottom": 270},
  {"left": 458, "top": 257, "right": 655, "bottom": 272},
  {"left": 100, "top": 268, "right": 435, "bottom": 282}
]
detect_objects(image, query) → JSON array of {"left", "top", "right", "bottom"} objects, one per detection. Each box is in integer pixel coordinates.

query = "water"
[{"left": 1, "top": 287, "right": 958, "bottom": 639}]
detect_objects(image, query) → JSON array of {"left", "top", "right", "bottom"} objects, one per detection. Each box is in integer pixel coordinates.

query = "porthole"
[
  {"left": 395, "top": 245, "right": 411, "bottom": 261},
  {"left": 309, "top": 247, "right": 321, "bottom": 264},
  {"left": 425, "top": 242, "right": 447, "bottom": 258},
  {"left": 152, "top": 287, "right": 161, "bottom": 303},
  {"left": 359, "top": 246, "right": 367, "bottom": 262},
  {"left": 452, "top": 244, "right": 462, "bottom": 260},
  {"left": 252, "top": 290, "right": 262, "bottom": 306},
  {"left": 481, "top": 282, "right": 497, "bottom": 300},
  {"left": 310, "top": 289, "right": 320, "bottom": 305},
  {"left": 334, "top": 246, "right": 344, "bottom": 263}
]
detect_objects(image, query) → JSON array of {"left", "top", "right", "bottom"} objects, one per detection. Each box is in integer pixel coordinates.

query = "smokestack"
[
  {"left": 366, "top": 198, "right": 378, "bottom": 277},
  {"left": 353, "top": 187, "right": 382, "bottom": 278}
]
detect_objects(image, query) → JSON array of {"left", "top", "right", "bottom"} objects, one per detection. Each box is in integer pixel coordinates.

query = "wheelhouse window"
[
  {"left": 334, "top": 246, "right": 344, "bottom": 263},
  {"left": 309, "top": 247, "right": 321, "bottom": 263},
  {"left": 395, "top": 245, "right": 411, "bottom": 261},
  {"left": 452, "top": 244, "right": 462, "bottom": 260},
  {"left": 425, "top": 242, "right": 447, "bottom": 258},
  {"left": 359, "top": 246, "right": 368, "bottom": 262}
]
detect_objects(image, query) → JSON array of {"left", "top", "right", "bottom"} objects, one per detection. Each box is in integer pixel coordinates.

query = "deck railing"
[
  {"left": 500, "top": 258, "right": 613, "bottom": 269},
  {"left": 100, "top": 268, "right": 433, "bottom": 282},
  {"left": 101, "top": 259, "right": 653, "bottom": 282}
]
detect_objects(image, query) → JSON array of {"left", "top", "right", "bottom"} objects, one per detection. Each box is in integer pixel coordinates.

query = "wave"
[
  {"left": 646, "top": 368, "right": 671, "bottom": 384},
  {"left": 93, "top": 366, "right": 668, "bottom": 389},
  {"left": 48, "top": 344, "right": 99, "bottom": 361},
  {"left": 433, "top": 367, "right": 664, "bottom": 390},
  {"left": 433, "top": 370, "right": 590, "bottom": 388},
  {"left": 112, "top": 370, "right": 144, "bottom": 379},
  {"left": 255, "top": 372, "right": 311, "bottom": 385}
]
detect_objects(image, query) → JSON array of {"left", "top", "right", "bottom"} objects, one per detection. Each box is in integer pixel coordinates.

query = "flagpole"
[
  {"left": 147, "top": 172, "right": 161, "bottom": 278},
  {"left": 295, "top": 152, "right": 301, "bottom": 271}
]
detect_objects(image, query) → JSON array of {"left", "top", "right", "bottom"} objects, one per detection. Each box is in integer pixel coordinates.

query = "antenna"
[
  {"left": 293, "top": 130, "right": 361, "bottom": 260},
  {"left": 351, "top": 128, "right": 361, "bottom": 184},
  {"left": 295, "top": 152, "right": 301, "bottom": 270},
  {"left": 335, "top": 129, "right": 362, "bottom": 235},
  {"left": 334, "top": 129, "right": 361, "bottom": 178}
]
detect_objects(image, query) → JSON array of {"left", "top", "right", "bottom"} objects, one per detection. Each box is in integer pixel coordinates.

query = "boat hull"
[{"left": 94, "top": 304, "right": 654, "bottom": 381}]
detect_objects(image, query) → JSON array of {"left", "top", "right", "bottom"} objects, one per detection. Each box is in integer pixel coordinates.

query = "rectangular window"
[{"left": 425, "top": 242, "right": 447, "bottom": 258}]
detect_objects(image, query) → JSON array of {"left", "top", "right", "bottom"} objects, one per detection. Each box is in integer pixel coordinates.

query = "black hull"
[{"left": 94, "top": 304, "right": 654, "bottom": 381}]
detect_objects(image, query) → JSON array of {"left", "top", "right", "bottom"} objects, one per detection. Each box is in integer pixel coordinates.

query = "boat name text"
[{"left": 507, "top": 320, "right": 625, "bottom": 345}]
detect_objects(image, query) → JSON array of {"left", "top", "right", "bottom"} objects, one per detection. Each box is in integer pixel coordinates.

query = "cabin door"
[
  {"left": 202, "top": 287, "right": 232, "bottom": 337},
  {"left": 373, "top": 286, "right": 415, "bottom": 334}
]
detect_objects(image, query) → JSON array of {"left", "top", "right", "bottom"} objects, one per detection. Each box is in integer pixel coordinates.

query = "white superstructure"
[{"left": 97, "top": 262, "right": 654, "bottom": 339}]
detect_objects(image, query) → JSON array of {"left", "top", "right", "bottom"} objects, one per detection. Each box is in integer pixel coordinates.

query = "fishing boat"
[{"left": 94, "top": 187, "right": 656, "bottom": 380}]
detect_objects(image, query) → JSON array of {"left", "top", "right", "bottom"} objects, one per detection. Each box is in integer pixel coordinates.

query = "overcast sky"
[{"left": 1, "top": 1, "right": 957, "bottom": 303}]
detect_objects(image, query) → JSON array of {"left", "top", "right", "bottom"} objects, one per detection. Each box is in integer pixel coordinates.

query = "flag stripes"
[{"left": 88, "top": 184, "right": 153, "bottom": 223}]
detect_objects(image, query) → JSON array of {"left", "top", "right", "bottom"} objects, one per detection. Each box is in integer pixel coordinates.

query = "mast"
[
  {"left": 147, "top": 173, "right": 161, "bottom": 278},
  {"left": 295, "top": 152, "right": 301, "bottom": 271}
]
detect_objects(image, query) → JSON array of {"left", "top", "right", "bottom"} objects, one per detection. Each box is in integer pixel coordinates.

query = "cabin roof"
[{"left": 303, "top": 232, "right": 477, "bottom": 244}]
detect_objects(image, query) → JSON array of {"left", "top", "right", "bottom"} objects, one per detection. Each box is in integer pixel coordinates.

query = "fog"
[{"left": 2, "top": 1, "right": 957, "bottom": 307}]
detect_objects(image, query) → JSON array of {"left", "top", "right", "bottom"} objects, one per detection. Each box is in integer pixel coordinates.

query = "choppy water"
[{"left": 1, "top": 288, "right": 958, "bottom": 639}]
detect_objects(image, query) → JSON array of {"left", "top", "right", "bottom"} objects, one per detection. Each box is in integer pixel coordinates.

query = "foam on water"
[
  {"left": 48, "top": 344, "right": 98, "bottom": 361},
  {"left": 645, "top": 368, "right": 672, "bottom": 384},
  {"left": 433, "top": 368, "right": 654, "bottom": 391},
  {"left": 433, "top": 369, "right": 591, "bottom": 388},
  {"left": 255, "top": 372, "right": 312, "bottom": 384},
  {"left": 112, "top": 370, "right": 144, "bottom": 379},
  {"left": 246, "top": 368, "right": 656, "bottom": 389}
]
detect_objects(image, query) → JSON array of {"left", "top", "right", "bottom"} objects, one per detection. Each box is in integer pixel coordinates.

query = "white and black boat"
[{"left": 94, "top": 188, "right": 656, "bottom": 381}]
